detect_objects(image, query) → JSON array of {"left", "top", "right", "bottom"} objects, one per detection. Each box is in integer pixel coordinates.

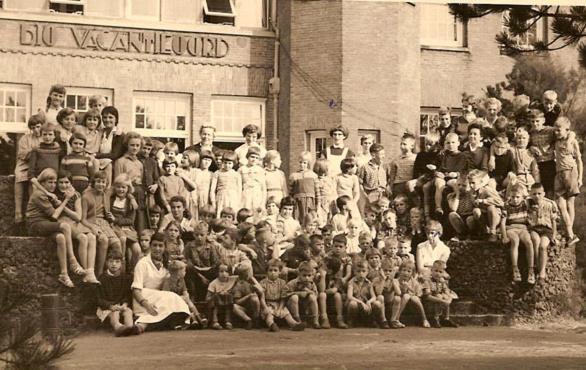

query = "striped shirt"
[
  {"left": 528, "top": 198, "right": 559, "bottom": 229},
  {"left": 61, "top": 152, "right": 92, "bottom": 181},
  {"left": 388, "top": 154, "right": 416, "bottom": 184},
  {"left": 28, "top": 142, "right": 63, "bottom": 178},
  {"left": 505, "top": 201, "right": 529, "bottom": 226},
  {"left": 529, "top": 127, "right": 555, "bottom": 162},
  {"left": 357, "top": 160, "right": 387, "bottom": 192}
]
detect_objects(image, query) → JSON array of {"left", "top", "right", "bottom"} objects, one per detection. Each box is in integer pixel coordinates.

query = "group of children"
[{"left": 15, "top": 85, "right": 581, "bottom": 335}]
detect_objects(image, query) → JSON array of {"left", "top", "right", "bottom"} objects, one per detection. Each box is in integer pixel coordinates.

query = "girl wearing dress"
[
  {"left": 110, "top": 174, "right": 142, "bottom": 272},
  {"left": 314, "top": 158, "right": 337, "bottom": 227},
  {"left": 195, "top": 150, "right": 214, "bottom": 219},
  {"left": 264, "top": 150, "right": 288, "bottom": 206},
  {"left": 289, "top": 151, "right": 320, "bottom": 226},
  {"left": 211, "top": 151, "right": 241, "bottom": 218},
  {"left": 239, "top": 147, "right": 266, "bottom": 214}
]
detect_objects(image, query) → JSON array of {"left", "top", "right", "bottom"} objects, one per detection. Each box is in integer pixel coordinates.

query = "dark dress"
[{"left": 184, "top": 142, "right": 222, "bottom": 172}]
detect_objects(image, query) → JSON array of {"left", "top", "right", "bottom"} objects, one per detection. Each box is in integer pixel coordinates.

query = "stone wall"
[
  {"left": 448, "top": 240, "right": 581, "bottom": 323},
  {"left": 0, "top": 237, "right": 96, "bottom": 332}
]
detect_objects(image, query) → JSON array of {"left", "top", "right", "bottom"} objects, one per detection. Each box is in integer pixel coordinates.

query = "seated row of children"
[{"left": 97, "top": 209, "right": 458, "bottom": 335}]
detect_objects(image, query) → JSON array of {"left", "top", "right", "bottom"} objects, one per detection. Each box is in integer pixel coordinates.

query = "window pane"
[
  {"left": 146, "top": 116, "right": 153, "bottom": 129},
  {"left": 66, "top": 95, "right": 76, "bottom": 109},
  {"left": 6, "top": 108, "right": 14, "bottom": 122},
  {"left": 136, "top": 114, "right": 145, "bottom": 129},
  {"left": 207, "top": 0, "right": 232, "bottom": 13},
  {"left": 177, "top": 116, "right": 185, "bottom": 131},
  {"left": 77, "top": 96, "right": 87, "bottom": 111},
  {"left": 16, "top": 108, "right": 26, "bottom": 123},
  {"left": 0, "top": 108, "right": 4, "bottom": 122},
  {"left": 16, "top": 92, "right": 26, "bottom": 107},
  {"left": 6, "top": 91, "right": 15, "bottom": 107}
]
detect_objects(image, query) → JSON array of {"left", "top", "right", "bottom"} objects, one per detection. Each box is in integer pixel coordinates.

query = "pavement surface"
[{"left": 57, "top": 326, "right": 586, "bottom": 369}]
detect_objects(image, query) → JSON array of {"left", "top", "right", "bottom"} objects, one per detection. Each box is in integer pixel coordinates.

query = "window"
[
  {"left": 133, "top": 92, "right": 191, "bottom": 140},
  {"left": 420, "top": 3, "right": 466, "bottom": 47},
  {"left": 357, "top": 129, "right": 381, "bottom": 144},
  {"left": 501, "top": 11, "right": 547, "bottom": 50},
  {"left": 305, "top": 130, "right": 328, "bottom": 160},
  {"left": 211, "top": 96, "right": 265, "bottom": 143},
  {"left": 65, "top": 87, "right": 113, "bottom": 114},
  {"left": 419, "top": 107, "right": 461, "bottom": 148},
  {"left": 203, "top": 0, "right": 235, "bottom": 26},
  {"left": 0, "top": 83, "right": 31, "bottom": 133},
  {"left": 49, "top": 0, "right": 85, "bottom": 15},
  {"left": 128, "top": 0, "right": 161, "bottom": 21}
]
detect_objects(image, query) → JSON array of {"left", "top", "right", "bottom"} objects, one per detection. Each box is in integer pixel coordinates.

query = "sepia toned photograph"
[{"left": 0, "top": 0, "right": 584, "bottom": 369}]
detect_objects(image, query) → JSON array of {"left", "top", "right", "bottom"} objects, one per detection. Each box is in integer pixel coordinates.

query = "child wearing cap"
[{"left": 322, "top": 125, "right": 354, "bottom": 177}]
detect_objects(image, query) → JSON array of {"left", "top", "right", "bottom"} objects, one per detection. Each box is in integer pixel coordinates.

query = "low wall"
[
  {"left": 0, "top": 237, "right": 96, "bottom": 332},
  {"left": 448, "top": 240, "right": 581, "bottom": 323}
]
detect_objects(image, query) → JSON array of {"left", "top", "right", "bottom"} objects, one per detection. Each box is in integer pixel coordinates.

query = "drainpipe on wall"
[{"left": 269, "top": 0, "right": 280, "bottom": 150}]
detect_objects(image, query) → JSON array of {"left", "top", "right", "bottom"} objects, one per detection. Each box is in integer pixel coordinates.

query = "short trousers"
[
  {"left": 392, "top": 182, "right": 410, "bottom": 196},
  {"left": 554, "top": 168, "right": 580, "bottom": 199},
  {"left": 27, "top": 220, "right": 61, "bottom": 237},
  {"left": 529, "top": 225, "right": 554, "bottom": 241},
  {"left": 537, "top": 160, "right": 556, "bottom": 193}
]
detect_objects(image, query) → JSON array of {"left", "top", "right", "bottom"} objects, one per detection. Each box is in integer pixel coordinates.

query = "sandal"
[
  {"left": 527, "top": 271, "right": 536, "bottom": 285},
  {"left": 69, "top": 260, "right": 86, "bottom": 276},
  {"left": 512, "top": 269, "right": 522, "bottom": 283},
  {"left": 422, "top": 320, "right": 431, "bottom": 328},
  {"left": 224, "top": 322, "right": 233, "bottom": 330},
  {"left": 58, "top": 273, "right": 74, "bottom": 288},
  {"left": 211, "top": 322, "right": 222, "bottom": 330}
]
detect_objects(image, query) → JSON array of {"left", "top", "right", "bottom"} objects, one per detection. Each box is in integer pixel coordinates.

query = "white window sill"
[
  {"left": 0, "top": 11, "right": 275, "bottom": 38},
  {"left": 420, "top": 45, "right": 470, "bottom": 53}
]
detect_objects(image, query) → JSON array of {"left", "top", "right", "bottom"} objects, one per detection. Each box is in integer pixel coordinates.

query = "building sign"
[{"left": 19, "top": 23, "right": 229, "bottom": 58}]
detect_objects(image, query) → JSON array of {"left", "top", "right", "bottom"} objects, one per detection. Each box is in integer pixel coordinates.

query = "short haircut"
[
  {"left": 531, "top": 182, "right": 545, "bottom": 191},
  {"left": 467, "top": 169, "right": 488, "bottom": 182},
  {"left": 199, "top": 204, "right": 215, "bottom": 217},
  {"left": 236, "top": 208, "right": 253, "bottom": 223},
  {"left": 82, "top": 108, "right": 101, "bottom": 127},
  {"left": 267, "top": 258, "right": 283, "bottom": 270},
  {"left": 91, "top": 170, "right": 108, "bottom": 186},
  {"left": 336, "top": 195, "right": 352, "bottom": 211},
  {"left": 543, "top": 90, "right": 558, "bottom": 101},
  {"left": 266, "top": 196, "right": 279, "bottom": 207},
  {"left": 69, "top": 131, "right": 87, "bottom": 146},
  {"left": 332, "top": 234, "right": 347, "bottom": 245},
  {"left": 300, "top": 151, "right": 313, "bottom": 164},
  {"left": 264, "top": 150, "right": 281, "bottom": 166},
  {"left": 313, "top": 158, "right": 329, "bottom": 177},
  {"left": 162, "top": 159, "right": 178, "bottom": 168},
  {"left": 484, "top": 97, "right": 502, "bottom": 111},
  {"left": 424, "top": 132, "right": 440, "bottom": 145},
  {"left": 298, "top": 261, "right": 313, "bottom": 274},
  {"left": 222, "top": 151, "right": 237, "bottom": 164},
  {"left": 28, "top": 112, "right": 46, "bottom": 129},
  {"left": 199, "top": 125, "right": 216, "bottom": 136},
  {"left": 329, "top": 125, "right": 349, "bottom": 138},
  {"left": 555, "top": 116, "right": 571, "bottom": 129},
  {"left": 37, "top": 168, "right": 57, "bottom": 183},
  {"left": 57, "top": 108, "right": 77, "bottom": 126},
  {"left": 365, "top": 247, "right": 381, "bottom": 259},
  {"left": 399, "top": 260, "right": 416, "bottom": 274},
  {"left": 151, "top": 232, "right": 166, "bottom": 244},
  {"left": 401, "top": 132, "right": 416, "bottom": 143},
  {"left": 169, "top": 195, "right": 187, "bottom": 208},
  {"left": 49, "top": 84, "right": 66, "bottom": 95},
  {"left": 340, "top": 158, "right": 356, "bottom": 174},
  {"left": 246, "top": 146, "right": 261, "bottom": 158},
  {"left": 242, "top": 124, "right": 261, "bottom": 139},
  {"left": 360, "top": 134, "right": 374, "bottom": 145},
  {"left": 494, "top": 132, "right": 509, "bottom": 143},
  {"left": 107, "top": 248, "right": 123, "bottom": 261},
  {"left": 57, "top": 170, "right": 72, "bottom": 181},
  {"left": 369, "top": 143, "right": 384, "bottom": 154},
  {"left": 220, "top": 207, "right": 236, "bottom": 218},
  {"left": 353, "top": 259, "right": 369, "bottom": 272},
  {"left": 101, "top": 106, "right": 119, "bottom": 124},
  {"left": 182, "top": 150, "right": 200, "bottom": 167},
  {"left": 164, "top": 142, "right": 179, "bottom": 154},
  {"left": 149, "top": 204, "right": 162, "bottom": 215},
  {"left": 223, "top": 227, "right": 240, "bottom": 242},
  {"left": 124, "top": 131, "right": 142, "bottom": 146},
  {"left": 444, "top": 132, "right": 459, "bottom": 142},
  {"left": 467, "top": 122, "right": 483, "bottom": 135},
  {"left": 280, "top": 196, "right": 296, "bottom": 209},
  {"left": 426, "top": 219, "right": 443, "bottom": 235},
  {"left": 40, "top": 122, "right": 56, "bottom": 133},
  {"left": 508, "top": 183, "right": 527, "bottom": 196}
]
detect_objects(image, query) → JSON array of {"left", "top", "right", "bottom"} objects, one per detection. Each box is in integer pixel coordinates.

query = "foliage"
[
  {"left": 0, "top": 280, "right": 75, "bottom": 370},
  {"left": 482, "top": 54, "right": 586, "bottom": 135},
  {"left": 449, "top": 4, "right": 586, "bottom": 69}
]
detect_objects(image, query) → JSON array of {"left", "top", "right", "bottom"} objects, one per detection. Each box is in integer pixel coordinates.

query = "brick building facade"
[{"left": 0, "top": 1, "right": 561, "bottom": 174}]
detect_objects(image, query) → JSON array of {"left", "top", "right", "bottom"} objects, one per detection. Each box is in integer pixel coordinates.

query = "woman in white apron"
[
  {"left": 324, "top": 125, "right": 354, "bottom": 178},
  {"left": 132, "top": 233, "right": 190, "bottom": 332}
]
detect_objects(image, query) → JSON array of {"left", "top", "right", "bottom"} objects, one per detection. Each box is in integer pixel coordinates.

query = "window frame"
[
  {"left": 210, "top": 95, "right": 266, "bottom": 143},
  {"left": 48, "top": 0, "right": 86, "bottom": 15},
  {"left": 501, "top": 11, "right": 548, "bottom": 51},
  {"left": 305, "top": 129, "right": 329, "bottom": 161},
  {"left": 419, "top": 107, "right": 461, "bottom": 147},
  {"left": 0, "top": 83, "right": 32, "bottom": 133},
  {"left": 65, "top": 87, "right": 113, "bottom": 115},
  {"left": 132, "top": 91, "right": 192, "bottom": 140},
  {"left": 419, "top": 3, "right": 467, "bottom": 48},
  {"left": 203, "top": 0, "right": 235, "bottom": 18}
]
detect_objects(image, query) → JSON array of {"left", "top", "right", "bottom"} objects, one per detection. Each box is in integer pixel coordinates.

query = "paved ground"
[{"left": 58, "top": 326, "right": 586, "bottom": 369}]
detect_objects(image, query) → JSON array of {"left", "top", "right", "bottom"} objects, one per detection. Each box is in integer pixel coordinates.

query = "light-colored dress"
[
  {"left": 195, "top": 168, "right": 213, "bottom": 210},
  {"left": 212, "top": 169, "right": 242, "bottom": 217},
  {"left": 265, "top": 168, "right": 288, "bottom": 206},
  {"left": 240, "top": 164, "right": 266, "bottom": 211},
  {"left": 132, "top": 255, "right": 190, "bottom": 324}
]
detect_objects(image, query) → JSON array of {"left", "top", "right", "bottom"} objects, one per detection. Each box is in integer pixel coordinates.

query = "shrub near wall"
[
  {"left": 0, "top": 237, "right": 94, "bottom": 332},
  {"left": 448, "top": 240, "right": 581, "bottom": 323}
]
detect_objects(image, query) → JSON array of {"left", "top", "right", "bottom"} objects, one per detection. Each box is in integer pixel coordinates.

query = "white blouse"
[{"left": 132, "top": 255, "right": 170, "bottom": 291}]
